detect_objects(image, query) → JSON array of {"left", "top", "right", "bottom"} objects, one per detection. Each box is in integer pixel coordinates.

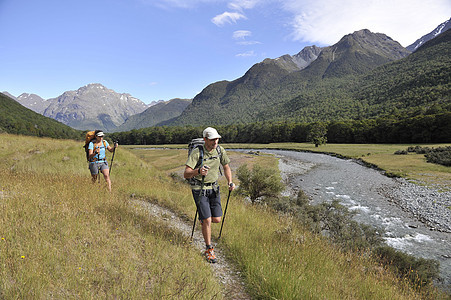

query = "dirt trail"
[{"left": 132, "top": 199, "right": 251, "bottom": 299}]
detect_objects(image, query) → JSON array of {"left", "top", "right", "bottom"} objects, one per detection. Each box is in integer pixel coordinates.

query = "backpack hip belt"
[
  {"left": 90, "top": 160, "right": 106, "bottom": 164},
  {"left": 191, "top": 179, "right": 218, "bottom": 187}
]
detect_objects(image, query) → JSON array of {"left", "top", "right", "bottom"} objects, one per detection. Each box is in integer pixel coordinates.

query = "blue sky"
[{"left": 0, "top": 0, "right": 450, "bottom": 104}]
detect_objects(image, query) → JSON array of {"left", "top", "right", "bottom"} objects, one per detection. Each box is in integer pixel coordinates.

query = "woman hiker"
[{"left": 87, "top": 130, "right": 118, "bottom": 192}]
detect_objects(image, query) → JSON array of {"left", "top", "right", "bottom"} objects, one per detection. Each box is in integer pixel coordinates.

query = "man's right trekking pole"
[
  {"left": 191, "top": 170, "right": 206, "bottom": 240},
  {"left": 190, "top": 208, "right": 198, "bottom": 240},
  {"left": 218, "top": 183, "right": 233, "bottom": 239}
]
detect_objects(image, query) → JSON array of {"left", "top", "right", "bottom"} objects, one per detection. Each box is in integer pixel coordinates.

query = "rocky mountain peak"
[
  {"left": 41, "top": 83, "right": 148, "bottom": 131},
  {"left": 259, "top": 45, "right": 323, "bottom": 74},
  {"left": 407, "top": 17, "right": 451, "bottom": 52},
  {"left": 308, "top": 28, "right": 410, "bottom": 79},
  {"left": 15, "top": 93, "right": 48, "bottom": 114},
  {"left": 335, "top": 29, "right": 408, "bottom": 59},
  {"left": 292, "top": 45, "right": 323, "bottom": 69}
]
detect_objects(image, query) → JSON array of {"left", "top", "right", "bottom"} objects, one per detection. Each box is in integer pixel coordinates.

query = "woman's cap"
[{"left": 96, "top": 131, "right": 104, "bottom": 137}]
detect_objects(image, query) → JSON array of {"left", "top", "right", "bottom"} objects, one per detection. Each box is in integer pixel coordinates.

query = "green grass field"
[
  {"left": 131, "top": 142, "right": 451, "bottom": 190},
  {"left": 0, "top": 133, "right": 447, "bottom": 299}
]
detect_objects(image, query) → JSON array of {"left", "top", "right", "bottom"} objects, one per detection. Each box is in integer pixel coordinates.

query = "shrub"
[
  {"left": 394, "top": 150, "right": 408, "bottom": 155},
  {"left": 414, "top": 146, "right": 432, "bottom": 154},
  {"left": 374, "top": 246, "right": 440, "bottom": 287},
  {"left": 424, "top": 146, "right": 451, "bottom": 166},
  {"left": 236, "top": 163, "right": 285, "bottom": 203},
  {"left": 270, "top": 191, "right": 384, "bottom": 251}
]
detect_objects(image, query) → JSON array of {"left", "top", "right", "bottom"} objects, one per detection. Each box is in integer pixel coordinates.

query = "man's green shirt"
[{"left": 186, "top": 145, "right": 230, "bottom": 187}]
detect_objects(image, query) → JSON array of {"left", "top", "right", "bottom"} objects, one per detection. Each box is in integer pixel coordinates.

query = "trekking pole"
[
  {"left": 218, "top": 185, "right": 232, "bottom": 239},
  {"left": 191, "top": 174, "right": 205, "bottom": 240},
  {"left": 109, "top": 141, "right": 118, "bottom": 175},
  {"left": 94, "top": 146, "right": 101, "bottom": 184},
  {"left": 98, "top": 163, "right": 101, "bottom": 184},
  {"left": 191, "top": 208, "right": 198, "bottom": 240},
  {"left": 191, "top": 161, "right": 208, "bottom": 240}
]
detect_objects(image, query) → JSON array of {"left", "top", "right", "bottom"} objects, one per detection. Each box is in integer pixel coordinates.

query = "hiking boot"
[{"left": 205, "top": 247, "right": 217, "bottom": 263}]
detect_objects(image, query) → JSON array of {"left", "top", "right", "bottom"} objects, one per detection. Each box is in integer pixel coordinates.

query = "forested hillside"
[
  {"left": 0, "top": 93, "right": 81, "bottom": 139},
  {"left": 164, "top": 29, "right": 413, "bottom": 126},
  {"left": 353, "top": 28, "right": 451, "bottom": 117},
  {"left": 275, "top": 28, "right": 451, "bottom": 122},
  {"left": 161, "top": 29, "right": 449, "bottom": 127}
]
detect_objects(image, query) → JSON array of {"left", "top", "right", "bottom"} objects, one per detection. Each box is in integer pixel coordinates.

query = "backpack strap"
[
  {"left": 193, "top": 145, "right": 204, "bottom": 170},
  {"left": 188, "top": 146, "right": 204, "bottom": 186},
  {"left": 216, "top": 145, "right": 222, "bottom": 160},
  {"left": 216, "top": 146, "right": 223, "bottom": 176},
  {"left": 90, "top": 140, "right": 107, "bottom": 162}
]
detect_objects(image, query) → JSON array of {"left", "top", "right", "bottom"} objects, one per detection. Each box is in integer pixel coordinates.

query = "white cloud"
[
  {"left": 233, "top": 30, "right": 262, "bottom": 45},
  {"left": 149, "top": 0, "right": 224, "bottom": 9},
  {"left": 236, "top": 50, "right": 256, "bottom": 57},
  {"left": 228, "top": 0, "right": 260, "bottom": 11},
  {"left": 237, "top": 40, "right": 261, "bottom": 45},
  {"left": 233, "top": 30, "right": 252, "bottom": 39},
  {"left": 212, "top": 11, "right": 247, "bottom": 26},
  {"left": 281, "top": 0, "right": 451, "bottom": 46},
  {"left": 150, "top": 0, "right": 451, "bottom": 46}
]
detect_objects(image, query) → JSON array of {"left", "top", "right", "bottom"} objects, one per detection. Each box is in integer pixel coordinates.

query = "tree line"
[{"left": 108, "top": 112, "right": 451, "bottom": 145}]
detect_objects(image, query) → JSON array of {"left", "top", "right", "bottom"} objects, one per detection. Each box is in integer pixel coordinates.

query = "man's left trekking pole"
[{"left": 218, "top": 184, "right": 232, "bottom": 239}]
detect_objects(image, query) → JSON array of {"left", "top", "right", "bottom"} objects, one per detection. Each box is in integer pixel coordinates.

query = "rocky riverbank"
[
  {"left": 257, "top": 149, "right": 451, "bottom": 290},
  {"left": 379, "top": 178, "right": 451, "bottom": 233}
]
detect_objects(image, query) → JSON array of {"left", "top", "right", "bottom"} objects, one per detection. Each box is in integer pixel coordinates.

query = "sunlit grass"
[
  {"left": 0, "top": 133, "right": 446, "bottom": 299},
  {"left": 0, "top": 134, "right": 222, "bottom": 298},
  {"left": 131, "top": 145, "right": 442, "bottom": 299}
]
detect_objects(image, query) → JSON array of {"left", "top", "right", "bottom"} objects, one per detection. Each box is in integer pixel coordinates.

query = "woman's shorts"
[
  {"left": 192, "top": 187, "right": 222, "bottom": 221},
  {"left": 89, "top": 161, "right": 109, "bottom": 175}
]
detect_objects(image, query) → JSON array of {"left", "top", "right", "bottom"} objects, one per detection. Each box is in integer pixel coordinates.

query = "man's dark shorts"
[
  {"left": 89, "top": 161, "right": 109, "bottom": 175},
  {"left": 192, "top": 187, "right": 222, "bottom": 220}
]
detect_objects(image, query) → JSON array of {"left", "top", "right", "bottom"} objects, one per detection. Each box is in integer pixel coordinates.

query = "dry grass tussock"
[
  {"left": 0, "top": 133, "right": 445, "bottom": 299},
  {"left": 0, "top": 134, "right": 221, "bottom": 299}
]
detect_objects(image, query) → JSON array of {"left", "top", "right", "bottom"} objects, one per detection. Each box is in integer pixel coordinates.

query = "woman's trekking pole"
[
  {"left": 98, "top": 163, "right": 101, "bottom": 184},
  {"left": 218, "top": 185, "right": 232, "bottom": 239},
  {"left": 109, "top": 141, "right": 118, "bottom": 175}
]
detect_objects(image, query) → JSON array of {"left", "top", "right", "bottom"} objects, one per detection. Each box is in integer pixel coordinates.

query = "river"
[{"left": 255, "top": 149, "right": 451, "bottom": 291}]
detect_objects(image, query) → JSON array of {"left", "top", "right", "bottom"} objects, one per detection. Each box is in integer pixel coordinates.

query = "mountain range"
[
  {"left": 407, "top": 17, "right": 450, "bottom": 52},
  {"left": 165, "top": 23, "right": 450, "bottom": 126},
  {"left": 163, "top": 29, "right": 412, "bottom": 126},
  {"left": 113, "top": 98, "right": 192, "bottom": 132},
  {"left": 3, "top": 18, "right": 450, "bottom": 132}
]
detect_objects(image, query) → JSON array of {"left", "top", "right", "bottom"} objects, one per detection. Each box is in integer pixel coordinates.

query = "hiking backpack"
[
  {"left": 187, "top": 138, "right": 223, "bottom": 184},
  {"left": 83, "top": 130, "right": 106, "bottom": 162}
]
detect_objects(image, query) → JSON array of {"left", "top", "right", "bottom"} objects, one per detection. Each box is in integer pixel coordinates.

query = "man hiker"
[
  {"left": 184, "top": 127, "right": 235, "bottom": 263},
  {"left": 87, "top": 130, "right": 118, "bottom": 192}
]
